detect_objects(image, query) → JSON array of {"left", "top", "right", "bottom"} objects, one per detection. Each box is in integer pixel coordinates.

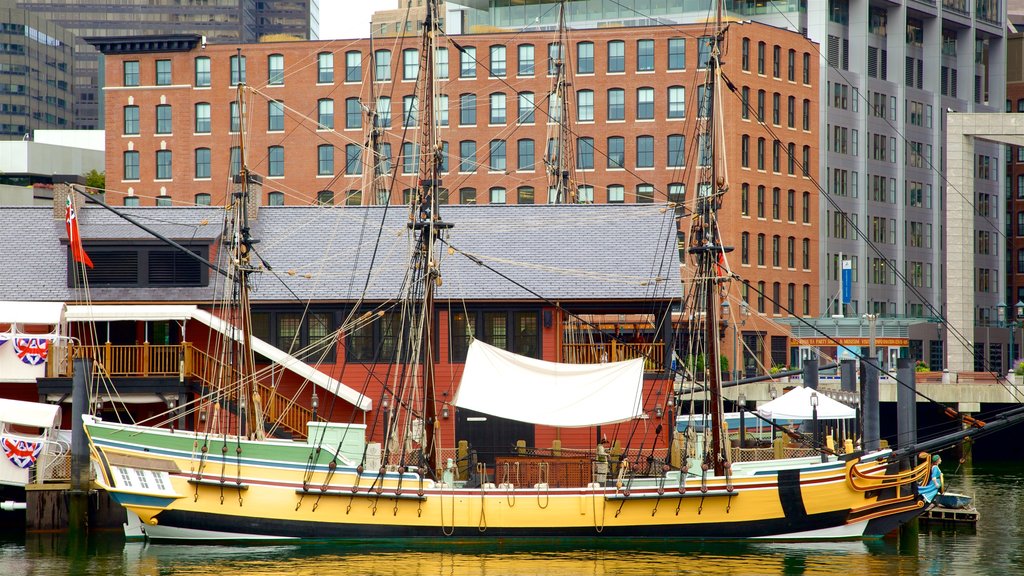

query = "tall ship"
[{"left": 78, "top": 0, "right": 960, "bottom": 541}]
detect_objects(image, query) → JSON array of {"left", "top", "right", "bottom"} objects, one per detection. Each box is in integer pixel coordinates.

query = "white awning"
[
  {"left": 63, "top": 305, "right": 372, "bottom": 412},
  {"left": 757, "top": 386, "right": 855, "bottom": 420},
  {"left": 454, "top": 340, "right": 644, "bottom": 427},
  {"left": 0, "top": 398, "right": 61, "bottom": 428},
  {"left": 66, "top": 304, "right": 197, "bottom": 322},
  {"left": 0, "top": 301, "right": 66, "bottom": 325}
]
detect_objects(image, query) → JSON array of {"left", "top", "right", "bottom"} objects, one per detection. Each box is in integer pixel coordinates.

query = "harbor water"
[{"left": 1, "top": 461, "right": 1021, "bottom": 576}]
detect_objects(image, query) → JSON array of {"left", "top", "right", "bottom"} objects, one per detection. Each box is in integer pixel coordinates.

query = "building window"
[
  {"left": 637, "top": 184, "right": 654, "bottom": 203},
  {"left": 268, "top": 54, "right": 284, "bottom": 85},
  {"left": 156, "top": 105, "right": 172, "bottom": 134},
  {"left": 229, "top": 147, "right": 240, "bottom": 177},
  {"left": 401, "top": 142, "right": 417, "bottom": 174},
  {"left": 741, "top": 37, "right": 750, "bottom": 71},
  {"left": 403, "top": 95, "right": 418, "bottom": 127},
  {"left": 488, "top": 140, "right": 506, "bottom": 172},
  {"left": 490, "top": 45, "right": 506, "bottom": 77},
  {"left": 435, "top": 47, "right": 448, "bottom": 79},
  {"left": 194, "top": 57, "right": 210, "bottom": 87},
  {"left": 757, "top": 234, "right": 765, "bottom": 266},
  {"left": 607, "top": 136, "right": 625, "bottom": 168},
  {"left": 155, "top": 150, "right": 172, "bottom": 180},
  {"left": 802, "top": 238, "right": 810, "bottom": 269},
  {"left": 268, "top": 100, "right": 284, "bottom": 131},
  {"left": 460, "top": 46, "right": 476, "bottom": 78},
  {"left": 318, "top": 145, "right": 334, "bottom": 175},
  {"left": 668, "top": 86, "right": 685, "bottom": 118},
  {"left": 607, "top": 88, "right": 625, "bottom": 121},
  {"left": 230, "top": 102, "right": 240, "bottom": 132},
  {"left": 316, "top": 190, "right": 334, "bottom": 205},
  {"left": 699, "top": 85, "right": 711, "bottom": 117},
  {"left": 802, "top": 192, "right": 810, "bottom": 223},
  {"left": 318, "top": 52, "right": 333, "bottom": 83},
  {"left": 123, "top": 106, "right": 139, "bottom": 135},
  {"left": 668, "top": 135, "right": 685, "bottom": 167},
  {"left": 741, "top": 232, "right": 750, "bottom": 264},
  {"left": 517, "top": 186, "right": 535, "bottom": 204},
  {"left": 741, "top": 135, "right": 750, "bottom": 167},
  {"left": 403, "top": 49, "right": 418, "bottom": 80},
  {"left": 459, "top": 140, "right": 477, "bottom": 173},
  {"left": 344, "top": 144, "right": 362, "bottom": 175},
  {"left": 123, "top": 151, "right": 140, "bottom": 180},
  {"left": 636, "top": 135, "right": 654, "bottom": 168},
  {"left": 345, "top": 97, "right": 361, "bottom": 129},
  {"left": 459, "top": 93, "right": 476, "bottom": 126},
  {"left": 517, "top": 138, "right": 535, "bottom": 171},
  {"left": 374, "top": 97, "right": 390, "bottom": 128},
  {"left": 608, "top": 40, "right": 624, "bottom": 73},
  {"left": 757, "top": 138, "right": 765, "bottom": 170},
  {"left": 577, "top": 137, "right": 594, "bottom": 169},
  {"left": 547, "top": 42, "right": 562, "bottom": 75},
  {"left": 772, "top": 45, "right": 780, "bottom": 78},
  {"left": 490, "top": 187, "right": 506, "bottom": 204},
  {"left": 518, "top": 44, "right": 535, "bottom": 76},
  {"left": 757, "top": 185, "right": 765, "bottom": 217},
  {"left": 668, "top": 183, "right": 685, "bottom": 203},
  {"left": 607, "top": 184, "right": 624, "bottom": 203},
  {"left": 318, "top": 98, "right": 334, "bottom": 129},
  {"left": 787, "top": 49, "right": 795, "bottom": 81},
  {"left": 757, "top": 41, "right": 765, "bottom": 75},
  {"left": 668, "top": 38, "right": 685, "bottom": 70},
  {"left": 577, "top": 90, "right": 594, "bottom": 121},
  {"left": 741, "top": 87, "right": 749, "bottom": 119},
  {"left": 741, "top": 183, "right": 749, "bottom": 215},
  {"left": 637, "top": 87, "right": 654, "bottom": 119},
  {"left": 124, "top": 61, "right": 139, "bottom": 86},
  {"left": 489, "top": 92, "right": 506, "bottom": 124},
  {"left": 637, "top": 39, "right": 654, "bottom": 71},
  {"left": 194, "top": 193, "right": 211, "bottom": 206},
  {"left": 436, "top": 94, "right": 448, "bottom": 126},
  {"left": 155, "top": 59, "right": 171, "bottom": 85},
  {"left": 229, "top": 55, "right": 246, "bottom": 85},
  {"left": 374, "top": 49, "right": 391, "bottom": 81},
  {"left": 195, "top": 147, "right": 211, "bottom": 179},
  {"left": 787, "top": 189, "right": 795, "bottom": 221},
  {"left": 577, "top": 42, "right": 594, "bottom": 74},
  {"left": 345, "top": 50, "right": 361, "bottom": 82},
  {"left": 193, "top": 103, "right": 210, "bottom": 133},
  {"left": 266, "top": 145, "right": 284, "bottom": 177},
  {"left": 518, "top": 92, "right": 534, "bottom": 123},
  {"left": 268, "top": 191, "right": 284, "bottom": 206}
]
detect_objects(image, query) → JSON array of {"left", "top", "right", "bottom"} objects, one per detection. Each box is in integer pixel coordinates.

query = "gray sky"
[{"left": 319, "top": 0, "right": 379, "bottom": 40}]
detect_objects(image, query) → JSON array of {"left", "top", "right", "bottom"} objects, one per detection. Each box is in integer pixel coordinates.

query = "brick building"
[{"left": 91, "top": 21, "right": 820, "bottom": 369}]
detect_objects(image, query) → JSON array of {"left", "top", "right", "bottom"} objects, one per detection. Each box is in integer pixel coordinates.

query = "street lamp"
[{"left": 311, "top": 391, "right": 319, "bottom": 421}]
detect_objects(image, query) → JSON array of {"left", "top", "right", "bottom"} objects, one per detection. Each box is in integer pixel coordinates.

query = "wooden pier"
[{"left": 920, "top": 505, "right": 980, "bottom": 524}]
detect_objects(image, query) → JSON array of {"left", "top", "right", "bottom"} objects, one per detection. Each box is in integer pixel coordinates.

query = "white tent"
[
  {"left": 757, "top": 386, "right": 855, "bottom": 420},
  {"left": 454, "top": 340, "right": 645, "bottom": 427}
]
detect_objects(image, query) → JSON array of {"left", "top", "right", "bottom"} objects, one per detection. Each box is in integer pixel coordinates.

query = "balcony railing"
[{"left": 561, "top": 342, "right": 664, "bottom": 372}]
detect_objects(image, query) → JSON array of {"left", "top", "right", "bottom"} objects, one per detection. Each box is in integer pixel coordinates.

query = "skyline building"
[
  {"left": 0, "top": 0, "right": 74, "bottom": 139},
  {"left": 14, "top": 0, "right": 319, "bottom": 130}
]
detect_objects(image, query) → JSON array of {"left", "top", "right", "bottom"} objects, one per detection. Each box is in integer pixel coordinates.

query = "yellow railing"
[
  {"left": 561, "top": 342, "right": 664, "bottom": 372},
  {"left": 67, "top": 343, "right": 314, "bottom": 439}
]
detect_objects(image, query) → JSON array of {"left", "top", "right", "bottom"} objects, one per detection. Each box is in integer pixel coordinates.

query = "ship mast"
[
  {"left": 405, "top": 0, "right": 450, "bottom": 476},
  {"left": 229, "top": 50, "right": 264, "bottom": 440},
  {"left": 365, "top": 31, "right": 390, "bottom": 206},
  {"left": 689, "top": 8, "right": 729, "bottom": 475},
  {"left": 545, "top": 0, "right": 576, "bottom": 204}
]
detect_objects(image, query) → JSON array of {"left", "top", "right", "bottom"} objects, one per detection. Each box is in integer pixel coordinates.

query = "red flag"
[{"left": 65, "top": 195, "right": 93, "bottom": 268}]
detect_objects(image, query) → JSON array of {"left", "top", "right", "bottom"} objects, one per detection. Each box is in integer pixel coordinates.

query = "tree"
[{"left": 84, "top": 169, "right": 105, "bottom": 192}]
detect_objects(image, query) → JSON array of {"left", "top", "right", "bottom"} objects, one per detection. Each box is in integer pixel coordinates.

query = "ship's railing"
[{"left": 561, "top": 342, "right": 664, "bottom": 371}]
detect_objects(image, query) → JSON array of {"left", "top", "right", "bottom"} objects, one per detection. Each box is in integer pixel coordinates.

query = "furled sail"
[{"left": 454, "top": 340, "right": 644, "bottom": 427}]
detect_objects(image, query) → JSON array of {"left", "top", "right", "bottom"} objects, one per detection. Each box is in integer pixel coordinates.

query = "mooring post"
[
  {"left": 861, "top": 359, "right": 880, "bottom": 452},
  {"left": 896, "top": 357, "right": 917, "bottom": 484},
  {"left": 69, "top": 358, "right": 93, "bottom": 536},
  {"left": 803, "top": 351, "right": 819, "bottom": 390}
]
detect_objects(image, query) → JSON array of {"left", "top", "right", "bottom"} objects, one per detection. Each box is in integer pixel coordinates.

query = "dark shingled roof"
[{"left": 0, "top": 204, "right": 682, "bottom": 305}]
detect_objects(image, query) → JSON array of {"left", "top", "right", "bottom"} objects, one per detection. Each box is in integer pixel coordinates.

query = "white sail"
[{"left": 454, "top": 340, "right": 644, "bottom": 427}]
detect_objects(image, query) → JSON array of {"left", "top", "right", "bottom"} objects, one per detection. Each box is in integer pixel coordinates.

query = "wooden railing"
[
  {"left": 561, "top": 342, "right": 664, "bottom": 372},
  {"left": 67, "top": 343, "right": 314, "bottom": 439}
]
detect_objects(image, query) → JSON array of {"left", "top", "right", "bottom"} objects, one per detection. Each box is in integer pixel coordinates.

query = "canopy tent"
[
  {"left": 757, "top": 386, "right": 856, "bottom": 420},
  {"left": 454, "top": 340, "right": 644, "bottom": 427}
]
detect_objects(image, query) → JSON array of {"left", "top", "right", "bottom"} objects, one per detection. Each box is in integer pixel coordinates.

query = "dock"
[{"left": 920, "top": 505, "right": 980, "bottom": 524}]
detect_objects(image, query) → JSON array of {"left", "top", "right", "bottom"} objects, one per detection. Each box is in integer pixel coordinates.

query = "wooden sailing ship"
[{"left": 82, "top": 0, "right": 936, "bottom": 541}]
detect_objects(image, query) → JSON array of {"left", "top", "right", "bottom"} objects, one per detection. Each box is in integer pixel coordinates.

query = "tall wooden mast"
[
  {"left": 545, "top": 0, "right": 576, "bottom": 204},
  {"left": 366, "top": 32, "right": 390, "bottom": 206},
  {"left": 689, "top": 8, "right": 729, "bottom": 476}
]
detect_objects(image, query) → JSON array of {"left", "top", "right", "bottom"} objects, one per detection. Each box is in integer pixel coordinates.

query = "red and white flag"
[{"left": 65, "top": 194, "right": 93, "bottom": 268}]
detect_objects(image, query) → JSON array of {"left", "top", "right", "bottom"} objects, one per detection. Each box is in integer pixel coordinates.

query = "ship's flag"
[{"left": 65, "top": 194, "right": 93, "bottom": 268}]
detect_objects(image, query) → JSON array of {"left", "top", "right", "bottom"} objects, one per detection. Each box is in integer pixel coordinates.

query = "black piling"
[
  {"left": 860, "top": 359, "right": 880, "bottom": 452},
  {"left": 69, "top": 358, "right": 92, "bottom": 537}
]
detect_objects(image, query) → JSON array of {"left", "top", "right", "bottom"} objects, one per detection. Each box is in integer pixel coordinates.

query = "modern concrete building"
[
  {"left": 0, "top": 129, "right": 103, "bottom": 205},
  {"left": 0, "top": 0, "right": 74, "bottom": 140},
  {"left": 14, "top": 0, "right": 320, "bottom": 130}
]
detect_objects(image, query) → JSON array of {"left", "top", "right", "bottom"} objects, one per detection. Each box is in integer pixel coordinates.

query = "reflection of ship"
[{"left": 82, "top": 0, "right": 941, "bottom": 543}]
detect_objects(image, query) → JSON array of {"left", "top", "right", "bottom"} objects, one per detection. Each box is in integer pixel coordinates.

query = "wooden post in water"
[
  {"left": 861, "top": 359, "right": 881, "bottom": 452},
  {"left": 69, "top": 358, "right": 92, "bottom": 536}
]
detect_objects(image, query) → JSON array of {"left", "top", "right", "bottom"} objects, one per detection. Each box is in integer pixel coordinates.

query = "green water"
[{"left": 1, "top": 462, "right": 1021, "bottom": 575}]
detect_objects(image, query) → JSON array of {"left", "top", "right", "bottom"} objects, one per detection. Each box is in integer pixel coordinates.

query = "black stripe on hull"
[{"left": 152, "top": 508, "right": 855, "bottom": 541}]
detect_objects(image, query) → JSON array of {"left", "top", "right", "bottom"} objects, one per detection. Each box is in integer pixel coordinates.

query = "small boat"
[{"left": 934, "top": 492, "right": 973, "bottom": 510}]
